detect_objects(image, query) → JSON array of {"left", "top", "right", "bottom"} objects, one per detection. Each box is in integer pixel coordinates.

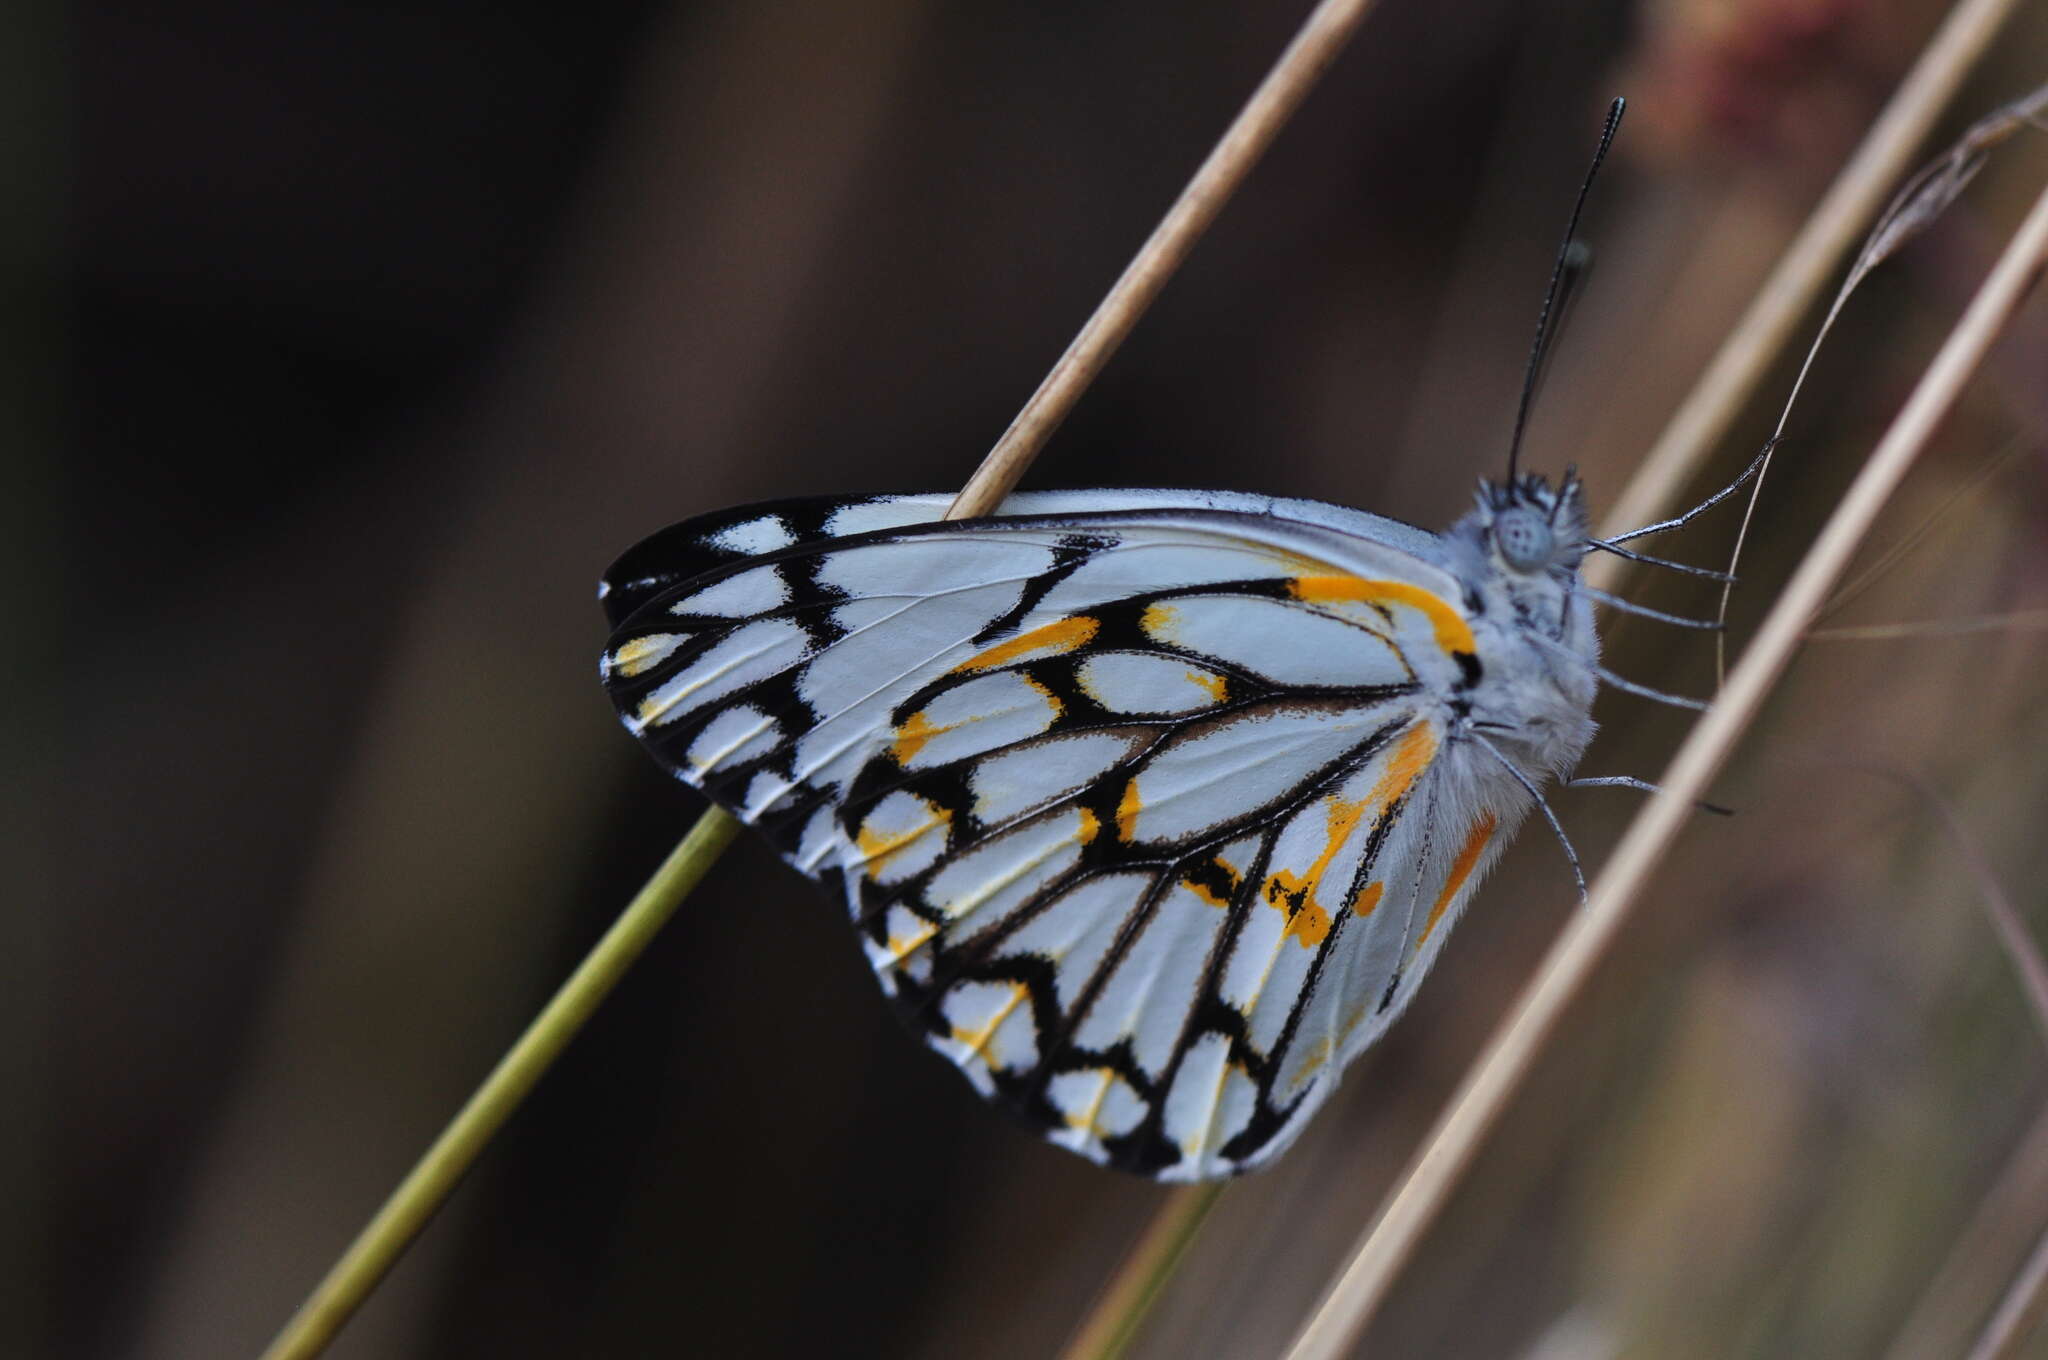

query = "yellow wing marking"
[
  {"left": 1416, "top": 812, "right": 1498, "bottom": 947},
  {"left": 610, "top": 632, "right": 683, "bottom": 678},
  {"left": 891, "top": 676, "right": 1062, "bottom": 767},
  {"left": 1352, "top": 880, "right": 1385, "bottom": 918},
  {"left": 1139, "top": 601, "right": 1179, "bottom": 642},
  {"left": 1288, "top": 1035, "right": 1333, "bottom": 1093},
  {"left": 1289, "top": 575, "right": 1477, "bottom": 658},
  {"left": 854, "top": 799, "right": 952, "bottom": 879},
  {"left": 1185, "top": 668, "right": 1229, "bottom": 703},
  {"left": 1066, "top": 1069, "right": 1116, "bottom": 1133},
  {"left": 950, "top": 981, "right": 1031, "bottom": 1067},
  {"left": 889, "top": 710, "right": 943, "bottom": 765},
  {"left": 953, "top": 615, "right": 1099, "bottom": 673},
  {"left": 884, "top": 920, "right": 939, "bottom": 964},
  {"left": 1116, "top": 777, "right": 1142, "bottom": 841}
]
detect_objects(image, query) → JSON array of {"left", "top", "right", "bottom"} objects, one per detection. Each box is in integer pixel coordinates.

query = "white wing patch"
[
  {"left": 794, "top": 579, "right": 1026, "bottom": 714},
  {"left": 998, "top": 872, "right": 1155, "bottom": 1009},
  {"left": 1116, "top": 705, "right": 1394, "bottom": 846},
  {"left": 629, "top": 619, "right": 808, "bottom": 732},
  {"left": 1071, "top": 880, "right": 1223, "bottom": 1077},
  {"left": 709, "top": 514, "right": 798, "bottom": 556},
  {"left": 850, "top": 790, "right": 953, "bottom": 885},
  {"left": 1075, "top": 652, "right": 1233, "bottom": 716},
  {"left": 1047, "top": 1068, "right": 1149, "bottom": 1147},
  {"left": 603, "top": 630, "right": 691, "bottom": 680},
  {"left": 685, "top": 704, "right": 781, "bottom": 772},
  {"left": 937, "top": 979, "right": 1040, "bottom": 1085},
  {"left": 672, "top": 564, "right": 790, "bottom": 617},
  {"left": 1140, "top": 594, "right": 1411, "bottom": 689},
  {"left": 968, "top": 730, "right": 1149, "bottom": 824},
  {"left": 816, "top": 535, "right": 1055, "bottom": 601},
  {"left": 891, "top": 670, "right": 1064, "bottom": 771},
  {"left": 924, "top": 808, "right": 1095, "bottom": 927}
]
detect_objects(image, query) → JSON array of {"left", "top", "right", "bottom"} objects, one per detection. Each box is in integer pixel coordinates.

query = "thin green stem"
[
  {"left": 1061, "top": 1183, "right": 1228, "bottom": 1360},
  {"left": 259, "top": 806, "right": 742, "bottom": 1360}
]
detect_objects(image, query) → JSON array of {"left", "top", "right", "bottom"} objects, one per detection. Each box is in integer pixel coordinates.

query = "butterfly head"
[
  {"left": 1466, "top": 470, "right": 1589, "bottom": 578},
  {"left": 1442, "top": 469, "right": 1600, "bottom": 776},
  {"left": 1444, "top": 469, "right": 1598, "bottom": 688}
]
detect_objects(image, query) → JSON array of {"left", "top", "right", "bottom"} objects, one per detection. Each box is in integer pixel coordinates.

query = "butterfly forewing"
[{"left": 601, "top": 494, "right": 1506, "bottom": 1178}]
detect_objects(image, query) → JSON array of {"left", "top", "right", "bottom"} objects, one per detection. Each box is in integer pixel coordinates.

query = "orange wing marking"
[
  {"left": 1416, "top": 812, "right": 1498, "bottom": 947},
  {"left": 1181, "top": 850, "right": 1242, "bottom": 909},
  {"left": 1264, "top": 795, "right": 1370, "bottom": 949},
  {"left": 1261, "top": 724, "right": 1439, "bottom": 946},
  {"left": 854, "top": 801, "right": 952, "bottom": 879},
  {"left": 953, "top": 616, "right": 1098, "bottom": 673},
  {"left": 1369, "top": 724, "right": 1437, "bottom": 806},
  {"left": 1116, "top": 777, "right": 1143, "bottom": 841},
  {"left": 1290, "top": 575, "right": 1477, "bottom": 659}
]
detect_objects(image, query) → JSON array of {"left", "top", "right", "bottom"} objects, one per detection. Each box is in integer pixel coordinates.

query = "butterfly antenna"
[{"left": 1505, "top": 97, "right": 1626, "bottom": 486}]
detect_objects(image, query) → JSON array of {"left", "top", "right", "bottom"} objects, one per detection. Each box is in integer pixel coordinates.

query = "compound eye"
[{"left": 1493, "top": 507, "right": 1554, "bottom": 572}]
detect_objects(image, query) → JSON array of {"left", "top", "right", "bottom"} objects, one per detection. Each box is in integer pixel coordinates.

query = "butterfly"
[
  {"left": 594, "top": 99, "right": 1727, "bottom": 1180},
  {"left": 596, "top": 479, "right": 1614, "bottom": 1179}
]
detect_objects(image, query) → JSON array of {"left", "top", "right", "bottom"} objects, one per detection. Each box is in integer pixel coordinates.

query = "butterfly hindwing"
[{"left": 601, "top": 496, "right": 1516, "bottom": 1178}]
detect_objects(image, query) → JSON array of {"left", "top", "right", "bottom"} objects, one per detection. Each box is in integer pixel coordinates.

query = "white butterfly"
[
  {"left": 597, "top": 478, "right": 1610, "bottom": 1179},
  {"left": 596, "top": 99, "right": 1736, "bottom": 1180}
]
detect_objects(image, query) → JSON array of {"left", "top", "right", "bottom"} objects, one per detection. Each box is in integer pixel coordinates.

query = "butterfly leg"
[
  {"left": 1566, "top": 775, "right": 1734, "bottom": 816},
  {"left": 1469, "top": 728, "right": 1587, "bottom": 903}
]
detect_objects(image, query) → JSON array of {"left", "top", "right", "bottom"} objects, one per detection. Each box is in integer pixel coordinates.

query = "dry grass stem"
[
  {"left": 1883, "top": 770, "right": 2048, "bottom": 1360},
  {"left": 1899, "top": 772, "right": 2048, "bottom": 1048},
  {"left": 949, "top": 0, "right": 1382, "bottom": 519},
  {"left": 1889, "top": 1104, "right": 2048, "bottom": 1358},
  {"left": 1807, "top": 608, "right": 2048, "bottom": 639},
  {"left": 1589, "top": 0, "right": 2024, "bottom": 575},
  {"left": 1714, "top": 74, "right": 2048, "bottom": 674},
  {"left": 1813, "top": 435, "right": 2034, "bottom": 624},
  {"left": 1284, "top": 175, "right": 2048, "bottom": 1360}
]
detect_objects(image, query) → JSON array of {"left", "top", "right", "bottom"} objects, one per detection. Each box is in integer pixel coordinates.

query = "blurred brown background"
[{"left": 16, "top": 0, "right": 2048, "bottom": 1356}]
